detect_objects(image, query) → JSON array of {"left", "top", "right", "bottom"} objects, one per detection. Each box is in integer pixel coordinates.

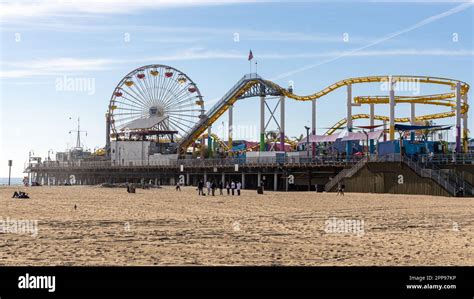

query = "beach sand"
[{"left": 0, "top": 186, "right": 472, "bottom": 266}]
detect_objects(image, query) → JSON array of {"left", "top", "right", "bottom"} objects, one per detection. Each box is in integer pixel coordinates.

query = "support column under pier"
[{"left": 274, "top": 172, "right": 278, "bottom": 191}]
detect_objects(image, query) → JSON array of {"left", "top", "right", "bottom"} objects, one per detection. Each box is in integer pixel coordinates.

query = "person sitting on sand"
[
  {"left": 127, "top": 184, "right": 136, "bottom": 194},
  {"left": 17, "top": 191, "right": 29, "bottom": 199}
]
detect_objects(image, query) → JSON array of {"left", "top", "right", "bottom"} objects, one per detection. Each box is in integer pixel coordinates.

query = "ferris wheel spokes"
[{"left": 109, "top": 64, "right": 205, "bottom": 141}]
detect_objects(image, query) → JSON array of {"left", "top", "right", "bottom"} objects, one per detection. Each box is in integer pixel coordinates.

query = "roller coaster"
[{"left": 177, "top": 74, "right": 469, "bottom": 153}]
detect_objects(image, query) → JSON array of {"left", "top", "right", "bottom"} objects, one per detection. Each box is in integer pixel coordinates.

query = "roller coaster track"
[
  {"left": 324, "top": 95, "right": 470, "bottom": 135},
  {"left": 178, "top": 75, "right": 469, "bottom": 152},
  {"left": 201, "top": 133, "right": 230, "bottom": 151}
]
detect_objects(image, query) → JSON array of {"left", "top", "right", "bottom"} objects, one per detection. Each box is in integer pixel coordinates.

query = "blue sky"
[{"left": 1, "top": 0, "right": 473, "bottom": 177}]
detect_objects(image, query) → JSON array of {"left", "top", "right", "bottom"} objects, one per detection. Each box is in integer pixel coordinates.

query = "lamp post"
[
  {"left": 8, "top": 160, "right": 12, "bottom": 186},
  {"left": 304, "top": 126, "right": 310, "bottom": 162}
]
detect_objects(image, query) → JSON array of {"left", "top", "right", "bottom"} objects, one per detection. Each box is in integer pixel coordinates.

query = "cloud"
[
  {"left": 260, "top": 49, "right": 474, "bottom": 59},
  {"left": 2, "top": 48, "right": 472, "bottom": 79},
  {"left": 1, "top": 58, "right": 115, "bottom": 78},
  {"left": 0, "top": 0, "right": 267, "bottom": 20}
]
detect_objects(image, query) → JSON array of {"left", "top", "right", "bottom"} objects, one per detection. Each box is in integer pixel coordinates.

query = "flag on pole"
[{"left": 248, "top": 50, "right": 253, "bottom": 61}]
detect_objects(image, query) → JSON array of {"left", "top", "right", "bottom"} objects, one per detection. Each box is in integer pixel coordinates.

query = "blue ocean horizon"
[{"left": 0, "top": 177, "right": 23, "bottom": 185}]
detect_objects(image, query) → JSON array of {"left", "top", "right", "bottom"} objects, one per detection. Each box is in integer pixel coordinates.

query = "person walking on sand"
[
  {"left": 337, "top": 181, "right": 345, "bottom": 196},
  {"left": 197, "top": 180, "right": 204, "bottom": 196},
  {"left": 226, "top": 181, "right": 230, "bottom": 195},
  {"left": 206, "top": 181, "right": 211, "bottom": 195},
  {"left": 236, "top": 181, "right": 241, "bottom": 196},
  {"left": 176, "top": 182, "right": 181, "bottom": 191},
  {"left": 231, "top": 181, "right": 236, "bottom": 196},
  {"left": 218, "top": 181, "right": 223, "bottom": 195}
]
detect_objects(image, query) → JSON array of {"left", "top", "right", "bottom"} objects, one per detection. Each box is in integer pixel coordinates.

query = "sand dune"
[{"left": 0, "top": 186, "right": 472, "bottom": 266}]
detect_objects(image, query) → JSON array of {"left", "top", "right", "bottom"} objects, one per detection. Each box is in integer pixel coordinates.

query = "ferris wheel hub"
[{"left": 149, "top": 105, "right": 165, "bottom": 117}]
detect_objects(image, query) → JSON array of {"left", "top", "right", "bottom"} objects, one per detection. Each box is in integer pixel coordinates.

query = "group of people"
[
  {"left": 196, "top": 180, "right": 242, "bottom": 196},
  {"left": 12, "top": 191, "right": 30, "bottom": 199}
]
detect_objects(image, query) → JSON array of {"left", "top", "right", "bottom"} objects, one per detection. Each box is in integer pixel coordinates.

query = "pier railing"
[
  {"left": 416, "top": 153, "right": 474, "bottom": 165},
  {"left": 28, "top": 155, "right": 365, "bottom": 170}
]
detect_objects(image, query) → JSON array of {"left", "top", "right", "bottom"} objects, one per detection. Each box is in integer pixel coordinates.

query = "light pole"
[
  {"left": 304, "top": 126, "right": 310, "bottom": 161},
  {"left": 8, "top": 160, "right": 12, "bottom": 186}
]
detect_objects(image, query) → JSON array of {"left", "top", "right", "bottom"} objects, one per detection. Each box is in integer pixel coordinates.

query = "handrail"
[{"left": 325, "top": 156, "right": 368, "bottom": 191}]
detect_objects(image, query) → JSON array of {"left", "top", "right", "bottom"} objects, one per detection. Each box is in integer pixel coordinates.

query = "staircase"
[
  {"left": 325, "top": 154, "right": 473, "bottom": 197},
  {"left": 325, "top": 157, "right": 368, "bottom": 192},
  {"left": 402, "top": 155, "right": 474, "bottom": 197}
]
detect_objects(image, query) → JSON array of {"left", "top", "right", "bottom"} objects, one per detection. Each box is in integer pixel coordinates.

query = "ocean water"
[{"left": 0, "top": 177, "right": 23, "bottom": 186}]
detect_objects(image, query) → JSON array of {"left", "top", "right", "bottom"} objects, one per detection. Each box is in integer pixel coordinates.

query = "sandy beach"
[{"left": 0, "top": 186, "right": 472, "bottom": 266}]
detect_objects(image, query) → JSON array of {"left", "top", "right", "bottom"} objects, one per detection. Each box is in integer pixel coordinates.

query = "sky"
[{"left": 1, "top": 0, "right": 473, "bottom": 177}]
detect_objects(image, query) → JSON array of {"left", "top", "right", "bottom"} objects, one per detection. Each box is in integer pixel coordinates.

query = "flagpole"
[{"left": 248, "top": 49, "right": 253, "bottom": 77}]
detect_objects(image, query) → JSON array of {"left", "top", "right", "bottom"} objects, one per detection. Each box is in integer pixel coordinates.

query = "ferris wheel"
[{"left": 108, "top": 64, "right": 205, "bottom": 140}]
